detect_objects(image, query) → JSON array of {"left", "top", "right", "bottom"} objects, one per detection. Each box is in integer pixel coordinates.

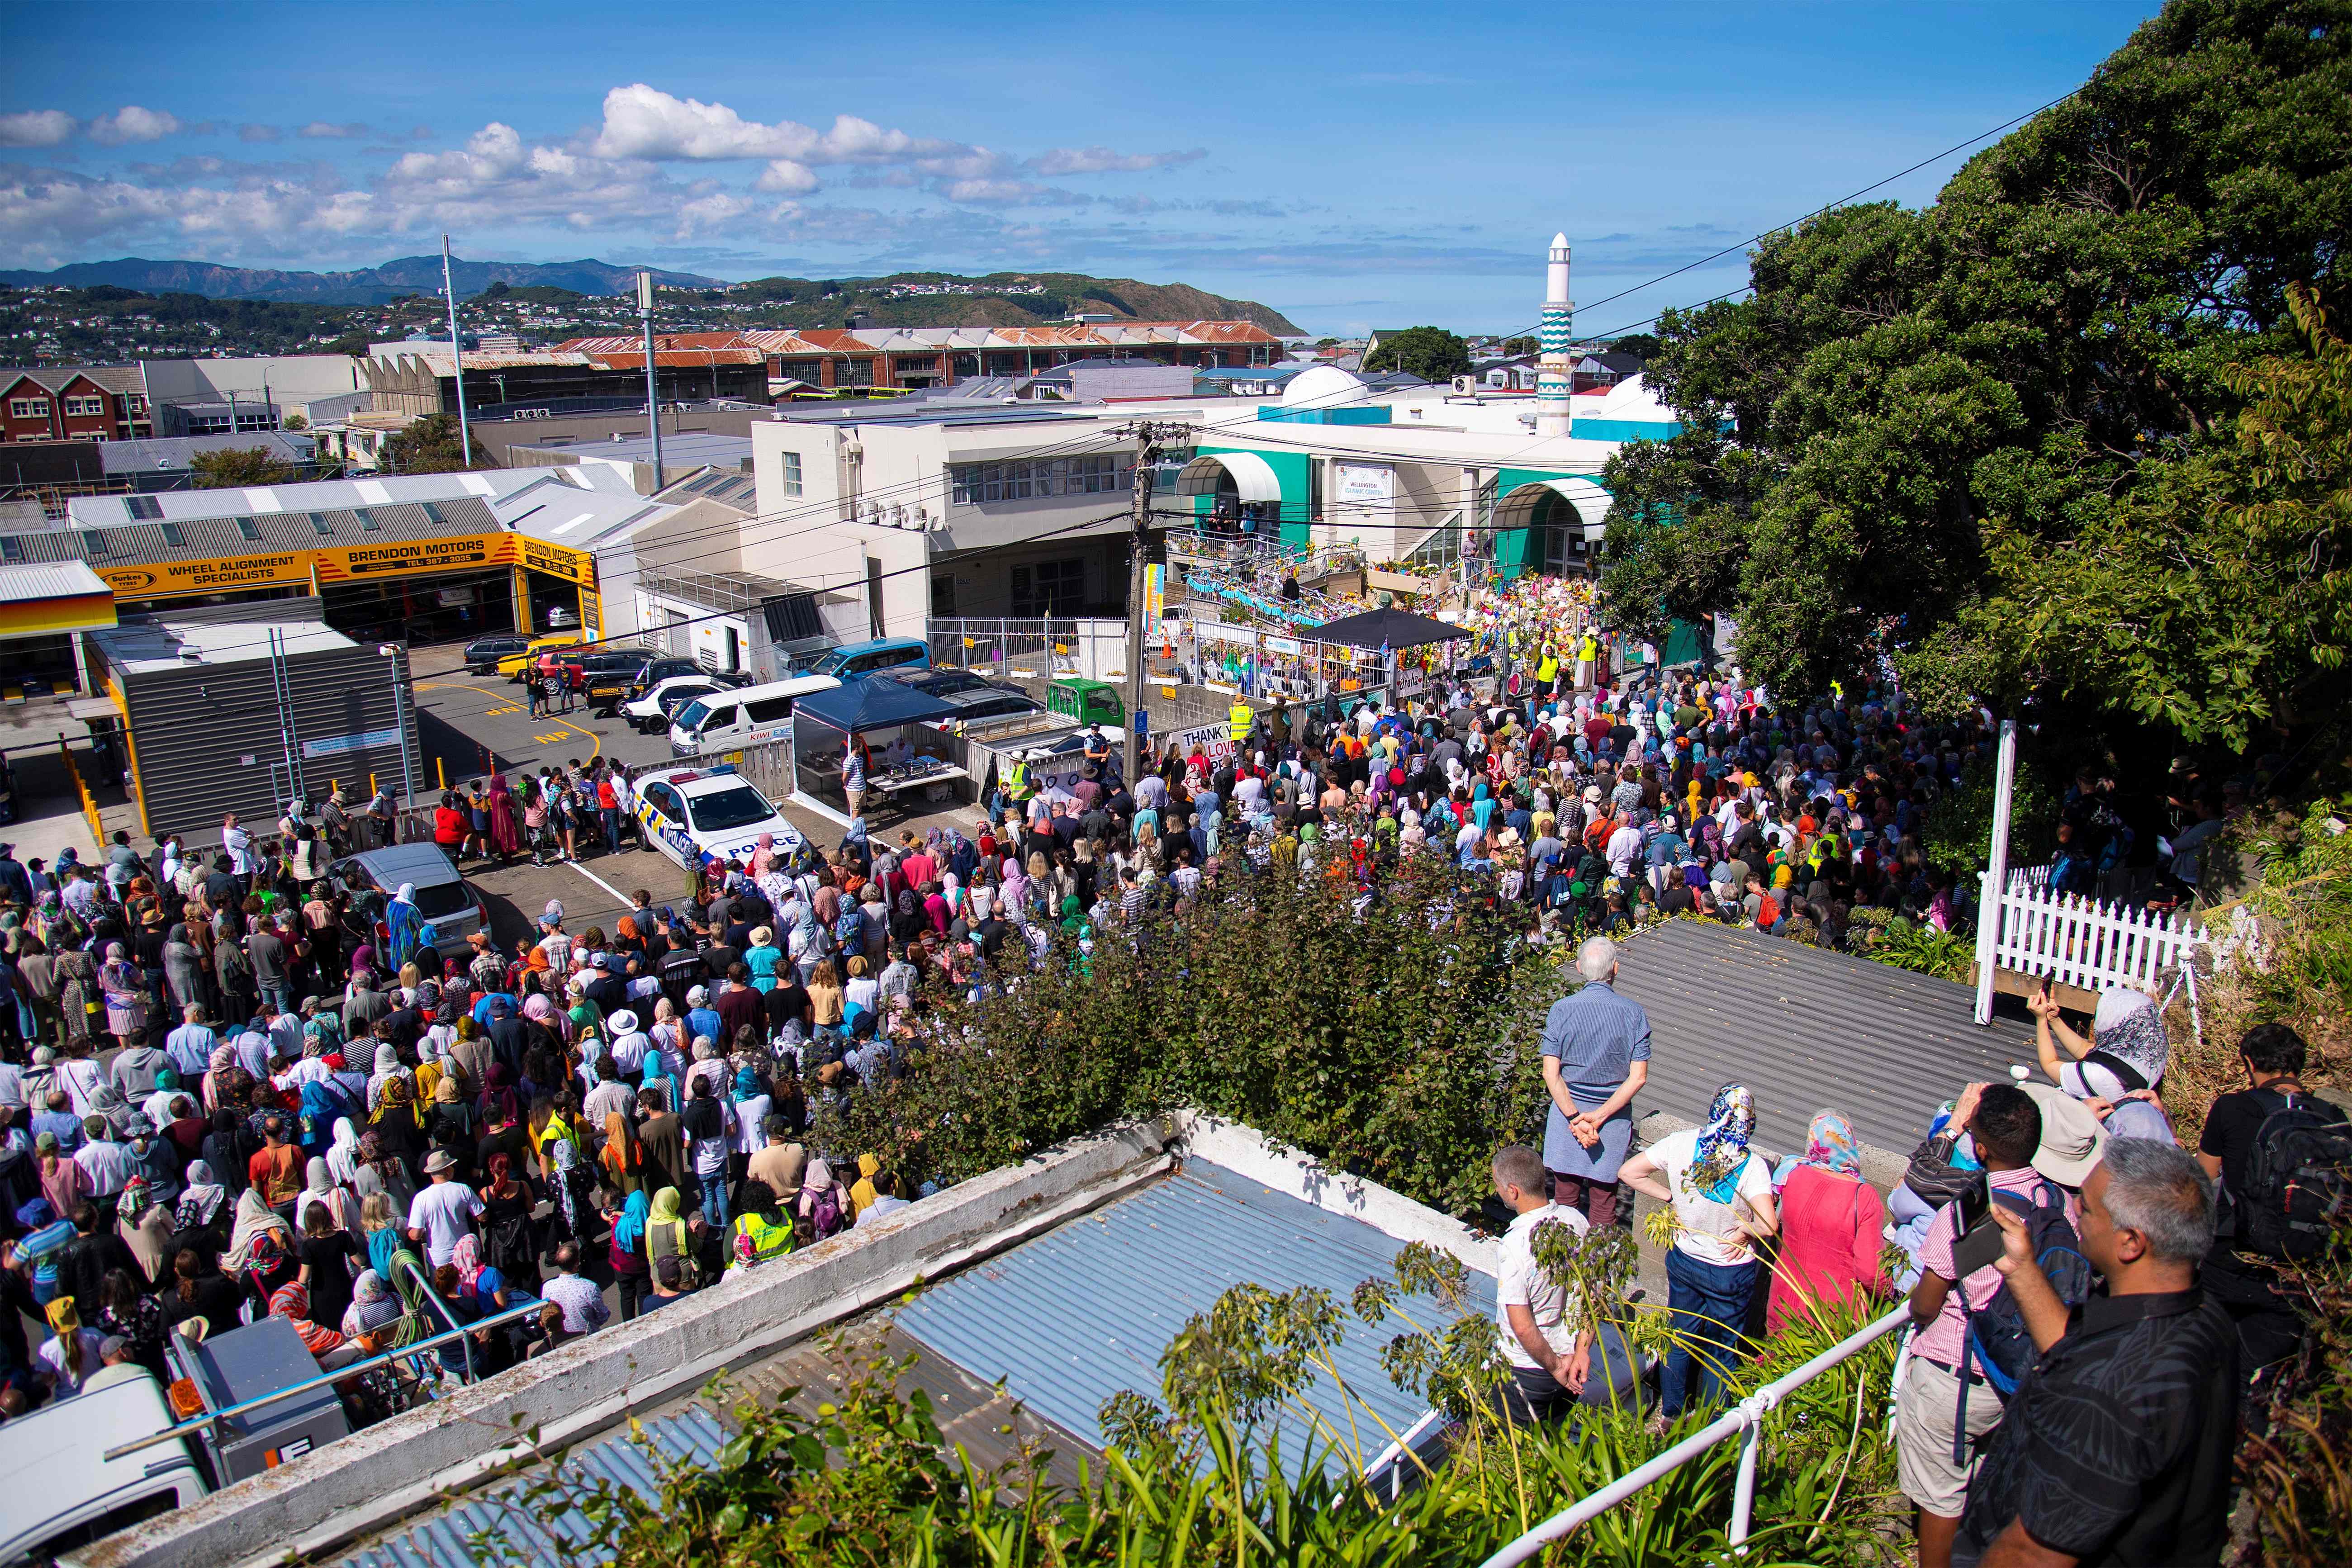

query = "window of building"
[
  {"left": 8, "top": 398, "right": 48, "bottom": 420},
  {"left": 950, "top": 453, "right": 1136, "bottom": 505},
  {"left": 65, "top": 395, "right": 107, "bottom": 418},
  {"left": 1010, "top": 559, "right": 1085, "bottom": 616},
  {"left": 308, "top": 512, "right": 336, "bottom": 535},
  {"left": 0, "top": 537, "right": 22, "bottom": 563},
  {"left": 160, "top": 522, "right": 184, "bottom": 546},
  {"left": 235, "top": 517, "right": 261, "bottom": 540},
  {"left": 779, "top": 451, "right": 802, "bottom": 497},
  {"left": 357, "top": 507, "right": 381, "bottom": 531},
  {"left": 419, "top": 501, "right": 446, "bottom": 524},
  {"left": 81, "top": 531, "right": 109, "bottom": 559},
  {"left": 839, "top": 358, "right": 874, "bottom": 388},
  {"left": 930, "top": 573, "right": 955, "bottom": 616},
  {"left": 124, "top": 496, "right": 162, "bottom": 520}
]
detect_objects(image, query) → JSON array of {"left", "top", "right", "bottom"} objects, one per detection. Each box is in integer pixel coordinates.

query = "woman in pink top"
[{"left": 1765, "top": 1109, "right": 1887, "bottom": 1335}]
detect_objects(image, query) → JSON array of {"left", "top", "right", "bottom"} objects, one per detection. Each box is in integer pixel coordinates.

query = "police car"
[{"left": 632, "top": 766, "right": 805, "bottom": 872}]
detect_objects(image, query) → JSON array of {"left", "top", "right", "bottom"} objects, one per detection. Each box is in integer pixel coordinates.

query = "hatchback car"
[{"left": 323, "top": 843, "right": 488, "bottom": 957}]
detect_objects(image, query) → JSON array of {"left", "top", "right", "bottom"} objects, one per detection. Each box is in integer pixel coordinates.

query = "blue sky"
[{"left": 2, "top": 0, "right": 2162, "bottom": 335}]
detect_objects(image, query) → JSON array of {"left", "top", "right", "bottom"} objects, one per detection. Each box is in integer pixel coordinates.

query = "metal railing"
[
  {"left": 1477, "top": 1303, "right": 1912, "bottom": 1568},
  {"left": 104, "top": 1299, "right": 547, "bottom": 1462}
]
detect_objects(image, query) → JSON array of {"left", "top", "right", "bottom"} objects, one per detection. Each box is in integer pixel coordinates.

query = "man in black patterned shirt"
[{"left": 1954, "top": 1138, "right": 2238, "bottom": 1568}]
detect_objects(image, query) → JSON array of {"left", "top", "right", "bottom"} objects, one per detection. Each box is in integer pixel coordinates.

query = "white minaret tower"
[{"left": 1536, "top": 231, "right": 1574, "bottom": 437}]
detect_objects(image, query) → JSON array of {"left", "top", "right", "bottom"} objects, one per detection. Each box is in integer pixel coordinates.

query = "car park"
[
  {"left": 634, "top": 765, "right": 806, "bottom": 872},
  {"left": 323, "top": 843, "right": 488, "bottom": 957},
  {"left": 462, "top": 634, "right": 534, "bottom": 674}
]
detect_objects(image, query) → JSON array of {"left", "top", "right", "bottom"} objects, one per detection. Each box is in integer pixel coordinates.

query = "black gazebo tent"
[
  {"left": 791, "top": 678, "right": 960, "bottom": 816},
  {"left": 1304, "top": 606, "right": 1471, "bottom": 650}
]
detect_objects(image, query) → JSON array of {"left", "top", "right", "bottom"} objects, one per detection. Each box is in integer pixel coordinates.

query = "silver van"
[
  {"left": 669, "top": 674, "right": 839, "bottom": 756},
  {"left": 3, "top": 1367, "right": 208, "bottom": 1566}
]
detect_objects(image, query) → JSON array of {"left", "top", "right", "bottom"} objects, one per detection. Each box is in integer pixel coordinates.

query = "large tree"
[
  {"left": 189, "top": 445, "right": 293, "bottom": 488},
  {"left": 382, "top": 412, "right": 486, "bottom": 474},
  {"left": 1364, "top": 325, "right": 1472, "bottom": 382},
  {"left": 1598, "top": 0, "right": 2352, "bottom": 745}
]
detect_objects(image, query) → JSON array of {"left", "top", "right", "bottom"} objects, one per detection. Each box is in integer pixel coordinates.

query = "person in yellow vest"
[
  {"left": 1228, "top": 696, "right": 1254, "bottom": 746},
  {"left": 1536, "top": 643, "right": 1560, "bottom": 691},
  {"left": 1576, "top": 633, "right": 1599, "bottom": 690},
  {"left": 729, "top": 1179, "right": 796, "bottom": 1270},
  {"left": 1002, "top": 754, "right": 1032, "bottom": 808}
]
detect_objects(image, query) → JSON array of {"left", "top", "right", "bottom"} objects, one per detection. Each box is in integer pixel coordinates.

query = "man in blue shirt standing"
[{"left": 1539, "top": 936, "right": 1652, "bottom": 1228}]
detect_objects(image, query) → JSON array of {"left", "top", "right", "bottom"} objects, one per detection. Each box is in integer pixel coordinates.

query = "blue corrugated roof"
[
  {"left": 339, "top": 1405, "right": 726, "bottom": 1568},
  {"left": 896, "top": 1162, "right": 1493, "bottom": 1475}
]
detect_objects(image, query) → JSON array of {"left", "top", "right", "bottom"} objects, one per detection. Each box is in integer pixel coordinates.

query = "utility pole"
[
  {"left": 1119, "top": 420, "right": 1188, "bottom": 782},
  {"left": 441, "top": 235, "right": 473, "bottom": 467},
  {"left": 636, "top": 269, "right": 665, "bottom": 486}
]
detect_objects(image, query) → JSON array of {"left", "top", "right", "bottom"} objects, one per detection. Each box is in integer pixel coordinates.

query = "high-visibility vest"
[
  {"left": 1228, "top": 701, "right": 1253, "bottom": 743},
  {"left": 732, "top": 1210, "right": 795, "bottom": 1266},
  {"left": 1005, "top": 758, "right": 1031, "bottom": 798}
]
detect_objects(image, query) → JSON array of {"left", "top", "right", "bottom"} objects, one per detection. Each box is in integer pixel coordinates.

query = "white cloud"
[
  {"left": 754, "top": 159, "right": 819, "bottom": 194},
  {"left": 374, "top": 122, "right": 693, "bottom": 232},
  {"left": 88, "top": 106, "right": 182, "bottom": 146},
  {"left": 588, "top": 85, "right": 992, "bottom": 172},
  {"left": 1029, "top": 145, "right": 1205, "bottom": 175},
  {"left": 0, "top": 161, "right": 373, "bottom": 263},
  {"left": 943, "top": 178, "right": 1090, "bottom": 207},
  {"left": 299, "top": 122, "right": 372, "bottom": 139},
  {"left": 0, "top": 110, "right": 77, "bottom": 148},
  {"left": 674, "top": 191, "right": 755, "bottom": 237}
]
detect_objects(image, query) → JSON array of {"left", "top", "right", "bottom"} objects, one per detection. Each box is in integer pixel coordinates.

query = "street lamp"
[{"left": 379, "top": 644, "right": 418, "bottom": 840}]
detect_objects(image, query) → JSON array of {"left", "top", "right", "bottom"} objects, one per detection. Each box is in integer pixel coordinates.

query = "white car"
[
  {"left": 621, "top": 673, "right": 740, "bottom": 734},
  {"left": 633, "top": 766, "right": 806, "bottom": 872}
]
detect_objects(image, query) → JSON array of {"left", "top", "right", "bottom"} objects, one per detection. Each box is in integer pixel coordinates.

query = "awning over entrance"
[
  {"left": 1495, "top": 474, "right": 1612, "bottom": 536},
  {"left": 1176, "top": 450, "right": 1284, "bottom": 503},
  {"left": 0, "top": 560, "right": 119, "bottom": 638}
]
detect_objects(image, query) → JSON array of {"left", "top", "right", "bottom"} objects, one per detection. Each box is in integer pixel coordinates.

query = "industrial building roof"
[
  {"left": 1606, "top": 917, "right": 2035, "bottom": 1158},
  {"left": 87, "top": 613, "right": 358, "bottom": 673},
  {"left": 93, "top": 431, "right": 317, "bottom": 476},
  {"left": 68, "top": 469, "right": 515, "bottom": 525},
  {"left": 509, "top": 430, "right": 752, "bottom": 470},
  {"left": 549, "top": 321, "right": 1285, "bottom": 359},
  {"left": 0, "top": 559, "right": 114, "bottom": 602},
  {"left": 896, "top": 1161, "right": 1490, "bottom": 1473}
]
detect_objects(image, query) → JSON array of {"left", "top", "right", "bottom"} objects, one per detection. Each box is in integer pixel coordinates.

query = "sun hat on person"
[
  {"left": 2020, "top": 1081, "right": 2108, "bottom": 1187},
  {"left": 422, "top": 1150, "right": 458, "bottom": 1176}
]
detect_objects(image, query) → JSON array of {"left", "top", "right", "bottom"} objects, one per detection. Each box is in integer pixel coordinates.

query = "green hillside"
[{"left": 726, "top": 270, "right": 1301, "bottom": 335}]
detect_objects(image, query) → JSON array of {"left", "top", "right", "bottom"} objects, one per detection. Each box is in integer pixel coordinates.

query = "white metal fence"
[
  {"left": 1479, "top": 1303, "right": 1913, "bottom": 1567},
  {"left": 1978, "top": 877, "right": 2208, "bottom": 996}
]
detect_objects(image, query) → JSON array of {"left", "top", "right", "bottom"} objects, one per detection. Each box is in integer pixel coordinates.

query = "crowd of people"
[
  {"left": 0, "top": 558, "right": 2331, "bottom": 1568},
  {"left": 1508, "top": 928, "right": 2340, "bottom": 1568}
]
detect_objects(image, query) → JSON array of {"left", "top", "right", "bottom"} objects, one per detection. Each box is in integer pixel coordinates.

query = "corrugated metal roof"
[
  {"left": 1607, "top": 918, "right": 2036, "bottom": 1158},
  {"left": 338, "top": 1405, "right": 727, "bottom": 1568},
  {"left": 0, "top": 559, "right": 113, "bottom": 600},
  {"left": 896, "top": 1162, "right": 1491, "bottom": 1474}
]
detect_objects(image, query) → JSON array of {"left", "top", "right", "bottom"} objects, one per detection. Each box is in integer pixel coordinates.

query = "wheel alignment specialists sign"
[{"left": 93, "top": 534, "right": 600, "bottom": 601}]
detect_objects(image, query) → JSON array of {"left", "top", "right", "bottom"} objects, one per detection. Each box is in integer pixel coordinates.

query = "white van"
[
  {"left": 4, "top": 1366, "right": 209, "bottom": 1566},
  {"left": 669, "top": 674, "right": 839, "bottom": 756}
]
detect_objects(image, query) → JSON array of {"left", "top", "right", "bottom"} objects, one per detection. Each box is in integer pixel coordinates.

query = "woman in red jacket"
[
  {"left": 1765, "top": 1108, "right": 1887, "bottom": 1335},
  {"left": 432, "top": 792, "right": 468, "bottom": 857}
]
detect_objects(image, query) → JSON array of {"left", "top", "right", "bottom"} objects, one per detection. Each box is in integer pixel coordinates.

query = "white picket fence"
[{"left": 1978, "top": 876, "right": 2208, "bottom": 995}]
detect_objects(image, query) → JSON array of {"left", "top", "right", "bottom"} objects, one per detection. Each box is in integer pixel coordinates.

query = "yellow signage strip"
[{"left": 95, "top": 532, "right": 599, "bottom": 602}]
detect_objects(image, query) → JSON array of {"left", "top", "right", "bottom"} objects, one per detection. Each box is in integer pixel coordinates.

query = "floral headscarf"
[
  {"left": 1798, "top": 1108, "right": 1860, "bottom": 1177},
  {"left": 1688, "top": 1082, "right": 1757, "bottom": 1198}
]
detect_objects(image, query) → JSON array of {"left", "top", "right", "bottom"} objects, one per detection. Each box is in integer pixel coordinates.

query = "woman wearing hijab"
[
  {"left": 796, "top": 1156, "right": 846, "bottom": 1241},
  {"left": 270, "top": 1282, "right": 356, "bottom": 1368},
  {"left": 341, "top": 1269, "right": 404, "bottom": 1354},
  {"left": 2031, "top": 984, "right": 2171, "bottom": 1101},
  {"left": 486, "top": 774, "right": 524, "bottom": 864},
  {"left": 35, "top": 1130, "right": 92, "bottom": 1219},
  {"left": 39, "top": 1298, "right": 107, "bottom": 1399},
  {"left": 1620, "top": 1082, "right": 1778, "bottom": 1423},
  {"left": 1763, "top": 1109, "right": 1885, "bottom": 1334},
  {"left": 477, "top": 1151, "right": 539, "bottom": 1290},
  {"left": 161, "top": 924, "right": 207, "bottom": 1018},
  {"left": 324, "top": 1117, "right": 364, "bottom": 1190},
  {"left": 172, "top": 1159, "right": 228, "bottom": 1243},
  {"left": 224, "top": 1187, "right": 297, "bottom": 1297},
  {"left": 383, "top": 884, "right": 425, "bottom": 972},
  {"left": 294, "top": 1156, "right": 356, "bottom": 1236},
  {"left": 97, "top": 941, "right": 150, "bottom": 1055},
  {"left": 114, "top": 1178, "right": 175, "bottom": 1285}
]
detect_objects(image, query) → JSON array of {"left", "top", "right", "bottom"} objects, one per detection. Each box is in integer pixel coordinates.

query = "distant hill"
[
  {"left": 0, "top": 255, "right": 721, "bottom": 305},
  {"left": 731, "top": 270, "right": 1302, "bottom": 335}
]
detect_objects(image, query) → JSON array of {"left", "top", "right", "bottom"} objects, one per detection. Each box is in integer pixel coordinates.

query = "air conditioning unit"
[{"left": 1450, "top": 375, "right": 1477, "bottom": 396}]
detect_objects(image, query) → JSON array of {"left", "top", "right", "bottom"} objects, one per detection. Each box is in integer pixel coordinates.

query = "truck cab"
[{"left": 0, "top": 1366, "right": 208, "bottom": 1566}]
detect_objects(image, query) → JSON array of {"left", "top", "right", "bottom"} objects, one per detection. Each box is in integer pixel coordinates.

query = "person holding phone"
[{"left": 1897, "top": 1083, "right": 2068, "bottom": 1568}]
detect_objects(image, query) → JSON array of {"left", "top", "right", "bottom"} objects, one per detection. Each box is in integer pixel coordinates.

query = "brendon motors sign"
[{"left": 314, "top": 536, "right": 509, "bottom": 581}]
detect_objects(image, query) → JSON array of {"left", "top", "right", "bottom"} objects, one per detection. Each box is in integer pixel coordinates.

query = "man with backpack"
[
  {"left": 2197, "top": 1022, "right": 2350, "bottom": 1391},
  {"left": 1953, "top": 1139, "right": 2238, "bottom": 1568},
  {"left": 1899, "top": 1083, "right": 2090, "bottom": 1568}
]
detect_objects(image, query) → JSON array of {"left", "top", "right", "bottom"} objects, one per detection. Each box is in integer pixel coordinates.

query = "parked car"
[
  {"left": 324, "top": 843, "right": 488, "bottom": 957},
  {"left": 634, "top": 765, "right": 806, "bottom": 871},
  {"left": 621, "top": 672, "right": 748, "bottom": 734},
  {"left": 941, "top": 689, "right": 1045, "bottom": 723},
  {"left": 626, "top": 656, "right": 704, "bottom": 696},
  {"left": 463, "top": 634, "right": 534, "bottom": 674},
  {"left": 882, "top": 667, "right": 1018, "bottom": 699},
  {"left": 564, "top": 651, "right": 653, "bottom": 715},
  {"left": 804, "top": 637, "right": 930, "bottom": 681},
  {"left": 669, "top": 675, "right": 839, "bottom": 755},
  {"left": 498, "top": 632, "right": 585, "bottom": 680},
  {"left": 545, "top": 606, "right": 579, "bottom": 629}
]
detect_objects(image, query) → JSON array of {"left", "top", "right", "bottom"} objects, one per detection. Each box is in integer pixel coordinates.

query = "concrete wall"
[{"left": 83, "top": 1121, "right": 1179, "bottom": 1568}]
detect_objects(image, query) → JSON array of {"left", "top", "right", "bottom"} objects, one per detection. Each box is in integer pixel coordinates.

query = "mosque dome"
[{"left": 1280, "top": 364, "right": 1367, "bottom": 410}]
